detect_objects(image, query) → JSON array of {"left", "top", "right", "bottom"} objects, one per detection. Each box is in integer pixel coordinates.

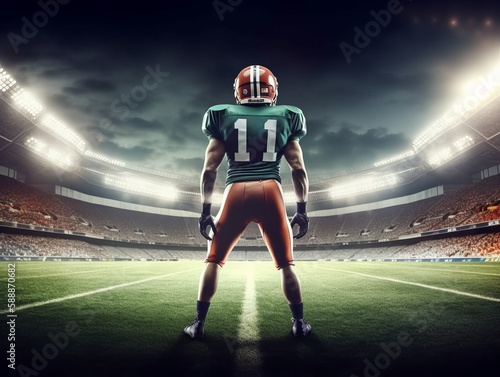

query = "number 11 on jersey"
[{"left": 234, "top": 118, "right": 277, "bottom": 162}]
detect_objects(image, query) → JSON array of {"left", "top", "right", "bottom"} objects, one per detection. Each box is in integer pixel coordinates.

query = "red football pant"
[{"left": 205, "top": 179, "right": 294, "bottom": 269}]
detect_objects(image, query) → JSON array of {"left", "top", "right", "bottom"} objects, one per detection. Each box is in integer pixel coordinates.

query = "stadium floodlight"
[
  {"left": 40, "top": 114, "right": 86, "bottom": 153},
  {"left": 24, "top": 136, "right": 76, "bottom": 169},
  {"left": 82, "top": 167, "right": 108, "bottom": 176},
  {"left": 427, "top": 147, "right": 452, "bottom": 167},
  {"left": 25, "top": 136, "right": 46, "bottom": 152},
  {"left": 46, "top": 148, "right": 75, "bottom": 169},
  {"left": 374, "top": 150, "right": 415, "bottom": 167},
  {"left": 413, "top": 61, "right": 500, "bottom": 152},
  {"left": 426, "top": 135, "right": 474, "bottom": 167},
  {"left": 10, "top": 87, "right": 44, "bottom": 118},
  {"left": 413, "top": 124, "right": 438, "bottom": 151},
  {"left": 413, "top": 113, "right": 462, "bottom": 152},
  {"left": 453, "top": 135, "right": 474, "bottom": 151},
  {"left": 0, "top": 68, "right": 17, "bottom": 94},
  {"left": 84, "top": 150, "right": 126, "bottom": 167},
  {"left": 103, "top": 175, "right": 178, "bottom": 200},
  {"left": 330, "top": 172, "right": 399, "bottom": 199}
]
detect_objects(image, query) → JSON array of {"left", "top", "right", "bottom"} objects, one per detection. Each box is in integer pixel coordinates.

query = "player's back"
[{"left": 202, "top": 104, "right": 306, "bottom": 185}]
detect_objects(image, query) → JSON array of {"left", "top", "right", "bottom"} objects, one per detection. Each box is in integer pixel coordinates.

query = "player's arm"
[
  {"left": 284, "top": 140, "right": 308, "bottom": 203},
  {"left": 201, "top": 138, "right": 225, "bottom": 203},
  {"left": 284, "top": 140, "right": 309, "bottom": 239},
  {"left": 199, "top": 138, "right": 225, "bottom": 240}
]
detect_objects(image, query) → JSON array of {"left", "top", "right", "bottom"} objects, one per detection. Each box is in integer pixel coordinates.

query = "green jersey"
[{"left": 202, "top": 104, "right": 306, "bottom": 185}]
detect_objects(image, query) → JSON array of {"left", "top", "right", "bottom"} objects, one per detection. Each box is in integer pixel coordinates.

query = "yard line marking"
[
  {"left": 233, "top": 262, "right": 262, "bottom": 377},
  {"left": 384, "top": 267, "right": 500, "bottom": 276},
  {"left": 1, "top": 265, "right": 142, "bottom": 279},
  {"left": 319, "top": 267, "right": 500, "bottom": 303},
  {"left": 237, "top": 263, "right": 259, "bottom": 341},
  {"left": 426, "top": 264, "right": 500, "bottom": 268},
  {"left": 0, "top": 268, "right": 199, "bottom": 314},
  {"left": 344, "top": 262, "right": 500, "bottom": 268},
  {"left": 6, "top": 262, "right": 142, "bottom": 272},
  {"left": 9, "top": 266, "right": 58, "bottom": 271},
  {"left": 372, "top": 265, "right": 500, "bottom": 277}
]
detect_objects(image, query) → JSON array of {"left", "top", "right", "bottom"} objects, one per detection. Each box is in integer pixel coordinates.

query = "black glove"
[
  {"left": 290, "top": 202, "right": 309, "bottom": 239},
  {"left": 199, "top": 203, "right": 217, "bottom": 241}
]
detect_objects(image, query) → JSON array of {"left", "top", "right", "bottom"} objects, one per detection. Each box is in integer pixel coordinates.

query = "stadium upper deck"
[{"left": 1, "top": 173, "right": 499, "bottom": 248}]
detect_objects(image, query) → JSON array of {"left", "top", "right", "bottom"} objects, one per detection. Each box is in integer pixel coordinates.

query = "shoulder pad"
[
  {"left": 207, "top": 104, "right": 232, "bottom": 112},
  {"left": 281, "top": 105, "right": 303, "bottom": 115}
]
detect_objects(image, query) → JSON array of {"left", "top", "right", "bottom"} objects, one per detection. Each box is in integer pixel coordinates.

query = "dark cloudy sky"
[{"left": 1, "top": 0, "right": 499, "bottom": 180}]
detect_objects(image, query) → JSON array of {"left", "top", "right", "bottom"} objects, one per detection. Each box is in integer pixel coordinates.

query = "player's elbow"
[{"left": 203, "top": 159, "right": 220, "bottom": 173}]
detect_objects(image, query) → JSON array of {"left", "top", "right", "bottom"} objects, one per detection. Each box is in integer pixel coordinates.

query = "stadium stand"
[
  {"left": 1, "top": 173, "right": 499, "bottom": 260},
  {"left": 0, "top": 233, "right": 107, "bottom": 258},
  {"left": 1, "top": 231, "right": 499, "bottom": 260}
]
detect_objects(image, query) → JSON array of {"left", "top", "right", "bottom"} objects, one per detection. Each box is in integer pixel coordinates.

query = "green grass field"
[{"left": 1, "top": 260, "right": 499, "bottom": 377}]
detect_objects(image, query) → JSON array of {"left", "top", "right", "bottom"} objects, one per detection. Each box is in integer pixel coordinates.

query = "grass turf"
[{"left": 1, "top": 260, "right": 499, "bottom": 377}]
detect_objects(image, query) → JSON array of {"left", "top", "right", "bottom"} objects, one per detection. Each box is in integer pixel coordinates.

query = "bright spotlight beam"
[{"left": 103, "top": 175, "right": 178, "bottom": 200}]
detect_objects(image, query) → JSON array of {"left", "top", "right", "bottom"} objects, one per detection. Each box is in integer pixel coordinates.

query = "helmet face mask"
[{"left": 234, "top": 65, "right": 278, "bottom": 106}]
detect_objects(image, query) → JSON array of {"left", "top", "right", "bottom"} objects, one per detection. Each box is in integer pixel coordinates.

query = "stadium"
[{"left": 1, "top": 61, "right": 500, "bottom": 377}]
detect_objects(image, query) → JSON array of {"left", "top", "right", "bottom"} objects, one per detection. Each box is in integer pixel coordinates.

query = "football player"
[{"left": 184, "top": 65, "right": 311, "bottom": 338}]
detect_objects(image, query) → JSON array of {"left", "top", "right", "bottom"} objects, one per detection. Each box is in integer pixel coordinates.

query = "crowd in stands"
[
  {"left": 0, "top": 175, "right": 206, "bottom": 246},
  {"left": 297, "top": 174, "right": 500, "bottom": 246},
  {"left": 1, "top": 173, "right": 499, "bottom": 258},
  {"left": 0, "top": 175, "right": 88, "bottom": 232},
  {"left": 1, "top": 232, "right": 498, "bottom": 260},
  {"left": 0, "top": 233, "right": 107, "bottom": 258}
]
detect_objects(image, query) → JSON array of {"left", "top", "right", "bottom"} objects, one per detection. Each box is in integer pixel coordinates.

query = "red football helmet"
[{"left": 234, "top": 65, "right": 278, "bottom": 105}]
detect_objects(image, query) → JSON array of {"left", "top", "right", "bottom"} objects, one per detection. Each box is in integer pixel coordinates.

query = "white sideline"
[
  {"left": 320, "top": 268, "right": 500, "bottom": 303},
  {"left": 233, "top": 263, "right": 262, "bottom": 377},
  {"left": 374, "top": 265, "right": 500, "bottom": 277},
  {"left": 0, "top": 268, "right": 199, "bottom": 314},
  {"left": 2, "top": 265, "right": 142, "bottom": 279}
]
